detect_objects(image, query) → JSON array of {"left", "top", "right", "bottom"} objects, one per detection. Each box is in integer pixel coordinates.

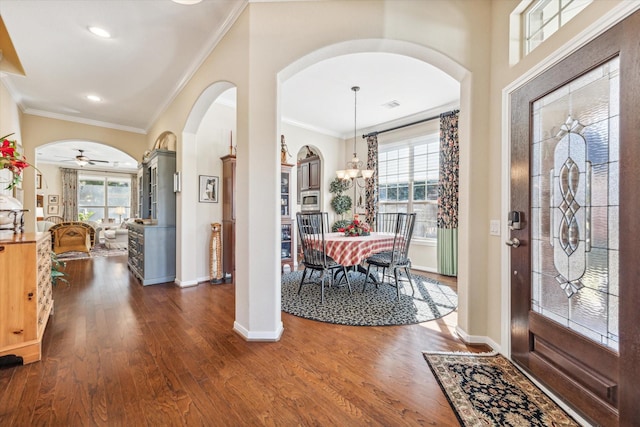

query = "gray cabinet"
[
  {"left": 128, "top": 149, "right": 176, "bottom": 285},
  {"left": 127, "top": 223, "right": 176, "bottom": 285}
]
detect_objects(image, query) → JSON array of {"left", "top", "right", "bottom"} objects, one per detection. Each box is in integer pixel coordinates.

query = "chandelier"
[{"left": 336, "top": 86, "right": 374, "bottom": 181}]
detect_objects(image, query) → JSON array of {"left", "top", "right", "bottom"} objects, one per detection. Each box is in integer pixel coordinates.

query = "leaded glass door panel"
[{"left": 509, "top": 10, "right": 640, "bottom": 426}]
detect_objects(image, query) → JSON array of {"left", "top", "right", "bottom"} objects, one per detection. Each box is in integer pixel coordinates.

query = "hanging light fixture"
[{"left": 336, "top": 86, "right": 374, "bottom": 181}]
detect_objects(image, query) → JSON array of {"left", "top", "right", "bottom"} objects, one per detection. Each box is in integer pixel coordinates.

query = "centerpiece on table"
[{"left": 340, "top": 214, "right": 371, "bottom": 237}]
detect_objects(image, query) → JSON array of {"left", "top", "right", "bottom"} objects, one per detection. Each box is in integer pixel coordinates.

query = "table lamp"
[
  {"left": 36, "top": 207, "right": 45, "bottom": 220},
  {"left": 115, "top": 206, "right": 126, "bottom": 223}
]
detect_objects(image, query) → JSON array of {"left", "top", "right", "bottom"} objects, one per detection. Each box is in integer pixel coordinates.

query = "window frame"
[
  {"left": 522, "top": 0, "right": 592, "bottom": 56},
  {"left": 77, "top": 172, "right": 132, "bottom": 222},
  {"left": 377, "top": 133, "right": 440, "bottom": 242}
]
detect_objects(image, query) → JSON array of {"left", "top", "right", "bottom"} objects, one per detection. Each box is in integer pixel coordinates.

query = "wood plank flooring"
[{"left": 0, "top": 255, "right": 489, "bottom": 426}]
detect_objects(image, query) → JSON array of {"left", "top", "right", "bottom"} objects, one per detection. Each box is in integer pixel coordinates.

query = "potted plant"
[
  {"left": 50, "top": 252, "right": 69, "bottom": 286},
  {"left": 329, "top": 178, "right": 353, "bottom": 231}
]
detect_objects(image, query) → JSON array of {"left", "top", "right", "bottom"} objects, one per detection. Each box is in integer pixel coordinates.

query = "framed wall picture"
[
  {"left": 48, "top": 194, "right": 59, "bottom": 204},
  {"left": 199, "top": 175, "right": 218, "bottom": 203},
  {"left": 47, "top": 205, "right": 59, "bottom": 215},
  {"left": 36, "top": 174, "right": 42, "bottom": 189}
]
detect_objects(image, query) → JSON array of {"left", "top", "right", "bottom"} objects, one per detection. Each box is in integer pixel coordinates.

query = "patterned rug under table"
[
  {"left": 281, "top": 270, "right": 457, "bottom": 326},
  {"left": 423, "top": 352, "right": 580, "bottom": 427}
]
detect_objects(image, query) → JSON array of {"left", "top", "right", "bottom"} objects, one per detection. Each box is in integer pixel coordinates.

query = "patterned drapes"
[
  {"left": 437, "top": 110, "right": 459, "bottom": 276},
  {"left": 61, "top": 168, "right": 78, "bottom": 221},
  {"left": 365, "top": 134, "right": 378, "bottom": 226}
]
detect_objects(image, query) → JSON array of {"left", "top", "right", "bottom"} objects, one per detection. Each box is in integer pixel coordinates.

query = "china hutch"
[
  {"left": 281, "top": 163, "right": 294, "bottom": 272},
  {"left": 128, "top": 149, "right": 176, "bottom": 285}
]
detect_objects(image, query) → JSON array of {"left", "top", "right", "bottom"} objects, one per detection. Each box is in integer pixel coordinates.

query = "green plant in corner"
[{"left": 50, "top": 252, "right": 69, "bottom": 286}]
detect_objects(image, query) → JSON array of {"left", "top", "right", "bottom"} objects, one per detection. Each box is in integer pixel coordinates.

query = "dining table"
[{"left": 322, "top": 231, "right": 397, "bottom": 268}]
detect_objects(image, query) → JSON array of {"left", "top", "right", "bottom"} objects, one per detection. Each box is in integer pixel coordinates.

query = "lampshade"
[
  {"left": 36, "top": 207, "right": 44, "bottom": 218},
  {"left": 115, "top": 206, "right": 126, "bottom": 215}
]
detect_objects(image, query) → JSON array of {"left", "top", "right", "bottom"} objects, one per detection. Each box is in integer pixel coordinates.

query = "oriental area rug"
[
  {"left": 281, "top": 270, "right": 457, "bottom": 326},
  {"left": 56, "top": 243, "right": 128, "bottom": 261},
  {"left": 423, "top": 352, "right": 580, "bottom": 427}
]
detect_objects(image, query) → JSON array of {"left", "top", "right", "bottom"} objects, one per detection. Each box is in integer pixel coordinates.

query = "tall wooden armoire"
[{"left": 220, "top": 155, "right": 236, "bottom": 280}]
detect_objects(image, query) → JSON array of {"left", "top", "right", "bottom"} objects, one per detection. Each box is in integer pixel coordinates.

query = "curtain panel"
[
  {"left": 437, "top": 110, "right": 459, "bottom": 276},
  {"left": 365, "top": 134, "right": 378, "bottom": 227},
  {"left": 61, "top": 168, "right": 78, "bottom": 221}
]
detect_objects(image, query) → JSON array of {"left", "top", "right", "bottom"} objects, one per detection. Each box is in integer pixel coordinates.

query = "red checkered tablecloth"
[{"left": 323, "top": 232, "right": 397, "bottom": 266}]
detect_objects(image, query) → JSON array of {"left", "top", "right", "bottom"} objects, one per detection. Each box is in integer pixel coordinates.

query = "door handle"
[{"left": 505, "top": 237, "right": 521, "bottom": 248}]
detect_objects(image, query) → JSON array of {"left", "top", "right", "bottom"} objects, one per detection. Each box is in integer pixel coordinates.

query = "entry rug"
[{"left": 423, "top": 352, "right": 579, "bottom": 427}]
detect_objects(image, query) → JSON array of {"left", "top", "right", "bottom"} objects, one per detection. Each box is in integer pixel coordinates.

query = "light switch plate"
[{"left": 490, "top": 220, "right": 500, "bottom": 236}]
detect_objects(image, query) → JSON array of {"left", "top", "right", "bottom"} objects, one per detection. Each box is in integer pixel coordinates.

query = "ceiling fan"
[{"left": 72, "top": 149, "right": 110, "bottom": 166}]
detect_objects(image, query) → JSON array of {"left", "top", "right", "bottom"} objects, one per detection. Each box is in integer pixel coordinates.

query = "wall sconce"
[{"left": 173, "top": 171, "right": 181, "bottom": 193}]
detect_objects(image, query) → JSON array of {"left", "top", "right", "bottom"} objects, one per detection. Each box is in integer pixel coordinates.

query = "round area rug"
[{"left": 281, "top": 270, "right": 458, "bottom": 326}]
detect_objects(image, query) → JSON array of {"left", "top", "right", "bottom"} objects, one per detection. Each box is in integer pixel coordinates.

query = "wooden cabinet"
[
  {"left": 0, "top": 232, "right": 53, "bottom": 364},
  {"left": 297, "top": 155, "right": 321, "bottom": 200},
  {"left": 221, "top": 155, "right": 236, "bottom": 279},
  {"left": 281, "top": 163, "right": 294, "bottom": 273},
  {"left": 128, "top": 149, "right": 176, "bottom": 285}
]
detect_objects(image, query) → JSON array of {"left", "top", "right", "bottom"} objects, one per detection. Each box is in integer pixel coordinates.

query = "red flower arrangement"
[
  {"left": 339, "top": 214, "right": 371, "bottom": 237},
  {"left": 1, "top": 133, "right": 31, "bottom": 190}
]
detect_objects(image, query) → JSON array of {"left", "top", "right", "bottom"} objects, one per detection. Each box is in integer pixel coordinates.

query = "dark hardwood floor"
[{"left": 0, "top": 255, "right": 489, "bottom": 426}]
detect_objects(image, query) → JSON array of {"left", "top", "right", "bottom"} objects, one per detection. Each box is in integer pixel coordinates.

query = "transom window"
[
  {"left": 78, "top": 173, "right": 131, "bottom": 222},
  {"left": 378, "top": 134, "right": 439, "bottom": 240},
  {"left": 524, "top": 0, "right": 591, "bottom": 55}
]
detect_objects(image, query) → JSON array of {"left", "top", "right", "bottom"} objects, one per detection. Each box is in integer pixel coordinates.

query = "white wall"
[
  {"left": 194, "top": 100, "right": 236, "bottom": 282},
  {"left": 281, "top": 122, "right": 343, "bottom": 223},
  {"left": 36, "top": 163, "right": 61, "bottom": 217}
]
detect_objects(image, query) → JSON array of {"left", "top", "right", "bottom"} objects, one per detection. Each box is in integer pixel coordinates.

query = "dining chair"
[
  {"left": 374, "top": 212, "right": 398, "bottom": 234},
  {"left": 296, "top": 212, "right": 352, "bottom": 303},
  {"left": 363, "top": 212, "right": 416, "bottom": 300}
]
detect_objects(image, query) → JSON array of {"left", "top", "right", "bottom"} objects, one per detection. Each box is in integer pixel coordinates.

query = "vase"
[{"left": 0, "top": 195, "right": 24, "bottom": 236}]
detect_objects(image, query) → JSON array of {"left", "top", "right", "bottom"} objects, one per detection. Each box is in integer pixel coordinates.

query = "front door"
[{"left": 509, "top": 10, "right": 640, "bottom": 426}]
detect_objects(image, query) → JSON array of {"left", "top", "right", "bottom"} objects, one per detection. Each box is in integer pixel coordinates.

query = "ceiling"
[{"left": 0, "top": 0, "right": 459, "bottom": 169}]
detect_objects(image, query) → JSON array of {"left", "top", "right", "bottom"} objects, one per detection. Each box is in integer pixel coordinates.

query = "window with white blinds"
[{"left": 378, "top": 133, "right": 439, "bottom": 240}]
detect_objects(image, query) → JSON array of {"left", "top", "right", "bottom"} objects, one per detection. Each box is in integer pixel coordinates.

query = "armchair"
[{"left": 49, "top": 221, "right": 96, "bottom": 255}]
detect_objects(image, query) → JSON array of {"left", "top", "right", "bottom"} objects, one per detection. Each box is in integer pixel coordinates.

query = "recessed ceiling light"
[
  {"left": 171, "top": 0, "right": 202, "bottom": 4},
  {"left": 88, "top": 26, "right": 111, "bottom": 38},
  {"left": 86, "top": 95, "right": 102, "bottom": 102}
]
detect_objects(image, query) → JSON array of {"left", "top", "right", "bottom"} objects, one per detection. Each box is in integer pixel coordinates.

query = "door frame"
[{"left": 499, "top": 2, "right": 640, "bottom": 423}]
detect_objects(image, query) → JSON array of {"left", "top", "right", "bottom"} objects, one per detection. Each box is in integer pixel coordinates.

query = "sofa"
[{"left": 104, "top": 227, "right": 128, "bottom": 249}]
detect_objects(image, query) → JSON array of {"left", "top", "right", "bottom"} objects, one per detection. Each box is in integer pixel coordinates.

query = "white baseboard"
[
  {"left": 175, "top": 278, "right": 199, "bottom": 288},
  {"left": 233, "top": 321, "right": 284, "bottom": 342},
  {"left": 455, "top": 326, "right": 501, "bottom": 353},
  {"left": 411, "top": 264, "right": 438, "bottom": 273}
]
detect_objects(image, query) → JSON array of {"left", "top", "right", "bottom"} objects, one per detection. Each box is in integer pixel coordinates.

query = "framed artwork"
[
  {"left": 47, "top": 205, "right": 59, "bottom": 215},
  {"left": 199, "top": 175, "right": 218, "bottom": 203},
  {"left": 36, "top": 174, "right": 42, "bottom": 189},
  {"left": 48, "top": 195, "right": 59, "bottom": 204}
]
